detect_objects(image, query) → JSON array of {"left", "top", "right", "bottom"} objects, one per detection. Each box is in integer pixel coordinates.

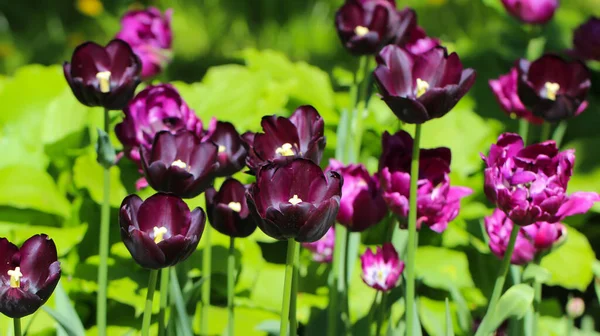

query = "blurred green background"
[{"left": 1, "top": 0, "right": 600, "bottom": 335}]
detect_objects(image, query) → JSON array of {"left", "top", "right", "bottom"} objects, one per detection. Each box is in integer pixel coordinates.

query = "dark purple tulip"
[
  {"left": 326, "top": 159, "right": 387, "bottom": 232},
  {"left": 489, "top": 67, "right": 544, "bottom": 124},
  {"left": 115, "top": 84, "right": 205, "bottom": 164},
  {"left": 205, "top": 179, "right": 257, "bottom": 238},
  {"left": 119, "top": 193, "right": 206, "bottom": 269},
  {"left": 398, "top": 25, "right": 440, "bottom": 56},
  {"left": 140, "top": 130, "right": 219, "bottom": 198},
  {"left": 246, "top": 159, "right": 342, "bottom": 243},
  {"left": 573, "top": 17, "right": 600, "bottom": 61},
  {"left": 374, "top": 45, "right": 476, "bottom": 124},
  {"left": 205, "top": 121, "right": 248, "bottom": 177},
  {"left": 0, "top": 235, "right": 61, "bottom": 318},
  {"left": 482, "top": 133, "right": 600, "bottom": 226},
  {"left": 335, "top": 0, "right": 415, "bottom": 55},
  {"left": 485, "top": 209, "right": 566, "bottom": 265},
  {"left": 517, "top": 55, "right": 590, "bottom": 122},
  {"left": 63, "top": 39, "right": 142, "bottom": 110},
  {"left": 378, "top": 131, "right": 472, "bottom": 233},
  {"left": 116, "top": 7, "right": 173, "bottom": 79},
  {"left": 501, "top": 0, "right": 558, "bottom": 25},
  {"left": 243, "top": 106, "right": 325, "bottom": 172}
]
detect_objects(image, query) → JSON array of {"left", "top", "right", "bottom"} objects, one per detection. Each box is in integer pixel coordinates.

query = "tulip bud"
[
  {"left": 566, "top": 297, "right": 585, "bottom": 318},
  {"left": 205, "top": 121, "right": 248, "bottom": 177},
  {"left": 501, "top": 0, "right": 558, "bottom": 25},
  {"left": 573, "top": 17, "right": 600, "bottom": 61},
  {"left": 360, "top": 243, "right": 404, "bottom": 291}
]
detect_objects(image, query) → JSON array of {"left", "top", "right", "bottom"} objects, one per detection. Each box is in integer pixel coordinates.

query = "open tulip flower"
[
  {"left": 116, "top": 7, "right": 173, "bottom": 79},
  {"left": 0, "top": 235, "right": 61, "bottom": 318},
  {"left": 501, "top": 0, "right": 558, "bottom": 25},
  {"left": 63, "top": 39, "right": 142, "bottom": 110},
  {"left": 360, "top": 243, "right": 404, "bottom": 291},
  {"left": 516, "top": 54, "right": 591, "bottom": 122},
  {"left": 115, "top": 83, "right": 205, "bottom": 164},
  {"left": 379, "top": 131, "right": 472, "bottom": 233},
  {"left": 205, "top": 178, "right": 257, "bottom": 238},
  {"left": 119, "top": 193, "right": 206, "bottom": 269},
  {"left": 141, "top": 130, "right": 219, "bottom": 198},
  {"left": 243, "top": 105, "right": 326, "bottom": 173},
  {"left": 482, "top": 133, "right": 600, "bottom": 226},
  {"left": 335, "top": 0, "right": 415, "bottom": 55},
  {"left": 573, "top": 17, "right": 600, "bottom": 61},
  {"left": 489, "top": 67, "right": 544, "bottom": 124},
  {"left": 302, "top": 226, "right": 335, "bottom": 263},
  {"left": 485, "top": 209, "right": 566, "bottom": 265},
  {"left": 327, "top": 159, "right": 387, "bottom": 232},
  {"left": 374, "top": 45, "right": 476, "bottom": 124},
  {"left": 246, "top": 158, "right": 342, "bottom": 242},
  {"left": 205, "top": 121, "right": 248, "bottom": 177}
]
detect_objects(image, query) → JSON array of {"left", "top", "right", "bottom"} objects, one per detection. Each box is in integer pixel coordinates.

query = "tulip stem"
[
  {"left": 13, "top": 318, "right": 21, "bottom": 336},
  {"left": 201, "top": 225, "right": 213, "bottom": 335},
  {"left": 531, "top": 257, "right": 543, "bottom": 336},
  {"left": 281, "top": 239, "right": 299, "bottom": 336},
  {"left": 474, "top": 224, "right": 520, "bottom": 336},
  {"left": 158, "top": 267, "right": 170, "bottom": 336},
  {"left": 290, "top": 241, "right": 300, "bottom": 336},
  {"left": 519, "top": 119, "right": 530, "bottom": 145},
  {"left": 405, "top": 123, "right": 422, "bottom": 335},
  {"left": 376, "top": 292, "right": 388, "bottom": 336},
  {"left": 552, "top": 121, "right": 568, "bottom": 147},
  {"left": 142, "top": 269, "right": 159, "bottom": 336},
  {"left": 540, "top": 122, "right": 552, "bottom": 142},
  {"left": 227, "top": 237, "right": 235, "bottom": 336},
  {"left": 97, "top": 108, "right": 111, "bottom": 336}
]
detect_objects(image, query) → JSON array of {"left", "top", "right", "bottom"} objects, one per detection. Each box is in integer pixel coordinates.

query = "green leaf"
[
  {"left": 0, "top": 222, "right": 87, "bottom": 256},
  {"left": 445, "top": 298, "right": 455, "bottom": 336},
  {"left": 0, "top": 166, "right": 70, "bottom": 217},
  {"left": 44, "top": 281, "right": 85, "bottom": 336},
  {"left": 416, "top": 247, "right": 475, "bottom": 290},
  {"left": 487, "top": 284, "right": 534, "bottom": 333},
  {"left": 169, "top": 269, "right": 193, "bottom": 336},
  {"left": 592, "top": 260, "right": 600, "bottom": 306},
  {"left": 73, "top": 151, "right": 128, "bottom": 207},
  {"left": 418, "top": 298, "right": 452, "bottom": 336},
  {"left": 522, "top": 263, "right": 552, "bottom": 284},
  {"left": 541, "top": 225, "right": 595, "bottom": 291}
]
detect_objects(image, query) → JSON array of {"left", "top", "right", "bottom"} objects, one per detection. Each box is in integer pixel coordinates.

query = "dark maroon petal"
[
  {"left": 18, "top": 235, "right": 58, "bottom": 292},
  {"left": 70, "top": 42, "right": 111, "bottom": 82},
  {"left": 253, "top": 116, "right": 301, "bottom": 162},
  {"left": 119, "top": 194, "right": 144, "bottom": 232},
  {"left": 381, "top": 95, "right": 430, "bottom": 124},
  {"left": 297, "top": 199, "right": 339, "bottom": 243},
  {"left": 255, "top": 208, "right": 286, "bottom": 240},
  {"left": 187, "top": 207, "right": 207, "bottom": 239},
  {"left": 208, "top": 121, "right": 248, "bottom": 177},
  {"left": 269, "top": 202, "right": 316, "bottom": 240},
  {"left": 105, "top": 39, "right": 138, "bottom": 83},
  {"left": 412, "top": 47, "right": 448, "bottom": 88},
  {"left": 148, "top": 131, "right": 178, "bottom": 165},
  {"left": 187, "top": 141, "right": 219, "bottom": 180},
  {"left": 0, "top": 238, "right": 19, "bottom": 284},
  {"left": 137, "top": 193, "right": 191, "bottom": 236},
  {"left": 123, "top": 228, "right": 167, "bottom": 269},
  {"left": 157, "top": 235, "right": 191, "bottom": 266},
  {"left": 288, "top": 106, "right": 324, "bottom": 154},
  {"left": 34, "top": 261, "right": 60, "bottom": 303},
  {"left": 0, "top": 287, "right": 44, "bottom": 318},
  {"left": 349, "top": 190, "right": 388, "bottom": 232},
  {"left": 531, "top": 96, "right": 579, "bottom": 122}
]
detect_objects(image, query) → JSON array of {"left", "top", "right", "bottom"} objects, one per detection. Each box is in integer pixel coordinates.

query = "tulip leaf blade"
[
  {"left": 44, "top": 282, "right": 85, "bottom": 336},
  {"left": 169, "top": 268, "right": 194, "bottom": 336},
  {"left": 445, "top": 298, "right": 455, "bottom": 336},
  {"left": 522, "top": 263, "right": 551, "bottom": 284},
  {"left": 486, "top": 284, "right": 534, "bottom": 334}
]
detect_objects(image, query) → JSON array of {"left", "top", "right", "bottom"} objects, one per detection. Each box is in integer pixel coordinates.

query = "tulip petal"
[
  {"left": 556, "top": 191, "right": 600, "bottom": 220},
  {"left": 297, "top": 199, "right": 339, "bottom": 243},
  {"left": 137, "top": 193, "right": 191, "bottom": 236},
  {"left": 16, "top": 235, "right": 57, "bottom": 293},
  {"left": 0, "top": 287, "right": 44, "bottom": 318},
  {"left": 125, "top": 229, "right": 167, "bottom": 269}
]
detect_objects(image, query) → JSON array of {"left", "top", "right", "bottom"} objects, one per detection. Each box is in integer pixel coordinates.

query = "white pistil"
[
  {"left": 228, "top": 202, "right": 242, "bottom": 213},
  {"left": 153, "top": 227, "right": 168, "bottom": 244},
  {"left": 96, "top": 71, "right": 112, "bottom": 93},
  {"left": 288, "top": 195, "right": 302, "bottom": 205},
  {"left": 354, "top": 25, "right": 370, "bottom": 37},
  {"left": 275, "top": 143, "right": 295, "bottom": 156},
  {"left": 218, "top": 145, "right": 226, "bottom": 153},
  {"left": 171, "top": 159, "right": 189, "bottom": 170},
  {"left": 544, "top": 82, "right": 560, "bottom": 101},
  {"left": 416, "top": 78, "right": 430, "bottom": 98},
  {"left": 8, "top": 267, "right": 23, "bottom": 288}
]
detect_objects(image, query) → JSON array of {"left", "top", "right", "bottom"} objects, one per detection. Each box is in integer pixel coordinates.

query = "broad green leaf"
[
  {"left": 416, "top": 247, "right": 475, "bottom": 290},
  {"left": 522, "top": 263, "right": 552, "bottom": 284},
  {"left": 0, "top": 136, "right": 49, "bottom": 170},
  {"left": 541, "top": 225, "right": 594, "bottom": 291},
  {"left": 418, "top": 298, "right": 456, "bottom": 336},
  {"left": 445, "top": 298, "right": 455, "bottom": 336},
  {"left": 537, "top": 315, "right": 600, "bottom": 336},
  {"left": 169, "top": 269, "right": 193, "bottom": 336},
  {"left": 0, "top": 165, "right": 70, "bottom": 217},
  {"left": 487, "top": 284, "right": 534, "bottom": 333},
  {"left": 73, "top": 152, "right": 128, "bottom": 207},
  {"left": 0, "top": 222, "right": 86, "bottom": 256}
]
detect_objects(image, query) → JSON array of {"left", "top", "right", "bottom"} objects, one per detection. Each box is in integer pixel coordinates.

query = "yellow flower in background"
[{"left": 77, "top": 0, "right": 104, "bottom": 17}]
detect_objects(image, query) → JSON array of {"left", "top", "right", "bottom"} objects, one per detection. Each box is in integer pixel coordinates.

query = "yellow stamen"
[
  {"left": 416, "top": 78, "right": 430, "bottom": 98},
  {"left": 275, "top": 143, "right": 295, "bottom": 156},
  {"left": 228, "top": 202, "right": 242, "bottom": 213},
  {"left": 376, "top": 269, "right": 385, "bottom": 282},
  {"left": 218, "top": 145, "right": 226, "bottom": 153},
  {"left": 288, "top": 195, "right": 302, "bottom": 205},
  {"left": 153, "top": 227, "right": 168, "bottom": 244},
  {"left": 96, "top": 71, "right": 111, "bottom": 93},
  {"left": 171, "top": 159, "right": 189, "bottom": 170},
  {"left": 8, "top": 267, "right": 22, "bottom": 288},
  {"left": 544, "top": 82, "right": 560, "bottom": 101},
  {"left": 354, "top": 26, "right": 370, "bottom": 37}
]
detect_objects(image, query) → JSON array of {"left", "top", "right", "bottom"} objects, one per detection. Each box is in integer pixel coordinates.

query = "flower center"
[
  {"left": 171, "top": 159, "right": 190, "bottom": 171},
  {"left": 354, "top": 26, "right": 370, "bottom": 37},
  {"left": 218, "top": 145, "right": 226, "bottom": 153},
  {"left": 96, "top": 71, "right": 112, "bottom": 93},
  {"left": 544, "top": 82, "right": 560, "bottom": 101},
  {"left": 228, "top": 201, "right": 242, "bottom": 212},
  {"left": 288, "top": 194, "right": 302, "bottom": 205},
  {"left": 8, "top": 267, "right": 23, "bottom": 288},
  {"left": 275, "top": 143, "right": 295, "bottom": 156},
  {"left": 153, "top": 226, "right": 168, "bottom": 243},
  {"left": 416, "top": 78, "right": 430, "bottom": 98}
]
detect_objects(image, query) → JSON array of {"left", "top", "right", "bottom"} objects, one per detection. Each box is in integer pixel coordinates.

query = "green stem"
[
  {"left": 290, "top": 242, "right": 300, "bottom": 336},
  {"left": 405, "top": 123, "right": 422, "bottom": 335},
  {"left": 280, "top": 239, "right": 299, "bottom": 336},
  {"left": 531, "top": 257, "right": 543, "bottom": 336},
  {"left": 540, "top": 122, "right": 552, "bottom": 142},
  {"left": 142, "top": 270, "right": 159, "bottom": 336},
  {"left": 201, "top": 226, "right": 213, "bottom": 334},
  {"left": 13, "top": 318, "right": 21, "bottom": 336},
  {"left": 366, "top": 292, "right": 380, "bottom": 335},
  {"left": 158, "top": 268, "right": 170, "bottom": 336},
  {"left": 228, "top": 237, "right": 235, "bottom": 336},
  {"left": 376, "top": 292, "right": 388, "bottom": 336},
  {"left": 519, "top": 119, "right": 530, "bottom": 146},
  {"left": 552, "top": 121, "right": 568, "bottom": 147},
  {"left": 474, "top": 225, "right": 520, "bottom": 336},
  {"left": 566, "top": 317, "right": 574, "bottom": 336},
  {"left": 97, "top": 108, "right": 111, "bottom": 336},
  {"left": 329, "top": 224, "right": 348, "bottom": 336}
]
